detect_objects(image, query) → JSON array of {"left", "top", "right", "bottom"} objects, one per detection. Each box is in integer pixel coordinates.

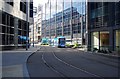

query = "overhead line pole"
[
  {"left": 55, "top": 0, "right": 57, "bottom": 38},
  {"left": 85, "top": 0, "right": 88, "bottom": 51},
  {"left": 70, "top": 0, "right": 73, "bottom": 43},
  {"left": 45, "top": 3, "right": 46, "bottom": 38},
  {"left": 62, "top": 0, "right": 64, "bottom": 36},
  {"left": 81, "top": 0, "right": 83, "bottom": 46}
]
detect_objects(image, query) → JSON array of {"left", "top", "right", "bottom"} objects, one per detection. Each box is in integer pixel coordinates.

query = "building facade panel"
[
  {"left": 88, "top": 2, "right": 120, "bottom": 53},
  {"left": 0, "top": 0, "right": 33, "bottom": 50}
]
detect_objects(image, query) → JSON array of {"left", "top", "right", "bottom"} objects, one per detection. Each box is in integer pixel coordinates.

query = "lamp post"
[
  {"left": 26, "top": 0, "right": 29, "bottom": 50},
  {"left": 33, "top": 16, "right": 34, "bottom": 47}
]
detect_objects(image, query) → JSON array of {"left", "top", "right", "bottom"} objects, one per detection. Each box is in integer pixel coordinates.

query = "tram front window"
[{"left": 59, "top": 38, "right": 65, "bottom": 44}]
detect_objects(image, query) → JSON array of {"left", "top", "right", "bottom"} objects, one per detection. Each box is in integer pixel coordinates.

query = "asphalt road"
[{"left": 27, "top": 46, "right": 120, "bottom": 78}]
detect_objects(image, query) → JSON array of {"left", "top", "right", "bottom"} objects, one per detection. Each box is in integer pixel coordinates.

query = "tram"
[
  {"left": 41, "top": 38, "right": 48, "bottom": 45},
  {"left": 57, "top": 36, "right": 66, "bottom": 48}
]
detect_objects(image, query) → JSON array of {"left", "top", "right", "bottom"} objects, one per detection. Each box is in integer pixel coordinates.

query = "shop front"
[
  {"left": 91, "top": 31, "right": 110, "bottom": 52},
  {"left": 115, "top": 29, "right": 120, "bottom": 53}
]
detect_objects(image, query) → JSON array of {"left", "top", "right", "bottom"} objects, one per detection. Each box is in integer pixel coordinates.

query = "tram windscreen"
[{"left": 59, "top": 38, "right": 65, "bottom": 44}]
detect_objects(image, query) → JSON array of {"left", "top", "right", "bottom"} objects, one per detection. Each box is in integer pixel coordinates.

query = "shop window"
[
  {"left": 100, "top": 31, "right": 109, "bottom": 50},
  {"left": 116, "top": 30, "right": 120, "bottom": 52},
  {"left": 91, "top": 32, "right": 99, "bottom": 51}
]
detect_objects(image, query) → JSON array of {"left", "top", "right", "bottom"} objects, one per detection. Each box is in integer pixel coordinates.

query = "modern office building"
[
  {"left": 41, "top": 0, "right": 86, "bottom": 44},
  {"left": 42, "top": 7, "right": 86, "bottom": 44},
  {"left": 29, "top": 5, "right": 42, "bottom": 45},
  {"left": 87, "top": 2, "right": 120, "bottom": 53},
  {"left": 0, "top": 0, "right": 33, "bottom": 50}
]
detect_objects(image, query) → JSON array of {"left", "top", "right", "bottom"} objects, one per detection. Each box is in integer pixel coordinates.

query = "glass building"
[
  {"left": 88, "top": 2, "right": 120, "bottom": 53},
  {"left": 41, "top": 0, "right": 86, "bottom": 44}
]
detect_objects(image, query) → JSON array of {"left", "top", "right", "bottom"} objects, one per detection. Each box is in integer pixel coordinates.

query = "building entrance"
[{"left": 100, "top": 32, "right": 109, "bottom": 50}]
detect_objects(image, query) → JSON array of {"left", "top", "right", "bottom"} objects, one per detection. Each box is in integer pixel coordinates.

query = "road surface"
[{"left": 27, "top": 46, "right": 119, "bottom": 78}]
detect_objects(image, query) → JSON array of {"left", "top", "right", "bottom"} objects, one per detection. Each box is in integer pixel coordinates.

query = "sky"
[
  {"left": 33, "top": 0, "right": 85, "bottom": 6},
  {"left": 33, "top": 0, "right": 86, "bottom": 20},
  {"left": 33, "top": 0, "right": 46, "bottom": 7}
]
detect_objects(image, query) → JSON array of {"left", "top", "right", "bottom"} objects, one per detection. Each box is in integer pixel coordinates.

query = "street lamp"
[{"left": 26, "top": 0, "right": 29, "bottom": 50}]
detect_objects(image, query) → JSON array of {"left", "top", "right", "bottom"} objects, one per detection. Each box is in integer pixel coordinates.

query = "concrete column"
[
  {"left": 98, "top": 31, "right": 100, "bottom": 50},
  {"left": 87, "top": 31, "right": 91, "bottom": 51},
  {"left": 109, "top": 29, "right": 114, "bottom": 51},
  {"left": 0, "top": 11, "right": 2, "bottom": 51},
  {"left": 14, "top": 18, "right": 18, "bottom": 49},
  {"left": 114, "top": 30, "right": 116, "bottom": 51}
]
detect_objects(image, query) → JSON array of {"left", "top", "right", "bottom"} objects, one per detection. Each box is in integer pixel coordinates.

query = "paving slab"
[
  {"left": 2, "top": 65, "right": 23, "bottom": 77},
  {"left": 1, "top": 46, "right": 40, "bottom": 78}
]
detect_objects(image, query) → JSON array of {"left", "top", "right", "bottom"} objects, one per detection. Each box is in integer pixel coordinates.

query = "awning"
[{"left": 18, "top": 36, "right": 29, "bottom": 40}]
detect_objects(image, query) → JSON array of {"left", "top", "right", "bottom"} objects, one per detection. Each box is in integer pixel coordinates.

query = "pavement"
[
  {"left": 1, "top": 45, "right": 40, "bottom": 78},
  {"left": 76, "top": 48, "right": 120, "bottom": 59}
]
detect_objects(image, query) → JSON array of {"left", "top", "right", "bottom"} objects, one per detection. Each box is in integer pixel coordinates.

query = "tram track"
[
  {"left": 41, "top": 46, "right": 69, "bottom": 78},
  {"left": 43, "top": 46, "right": 104, "bottom": 78},
  {"left": 49, "top": 47, "right": 104, "bottom": 79},
  {"left": 27, "top": 46, "right": 118, "bottom": 78},
  {"left": 52, "top": 47, "right": 119, "bottom": 78}
]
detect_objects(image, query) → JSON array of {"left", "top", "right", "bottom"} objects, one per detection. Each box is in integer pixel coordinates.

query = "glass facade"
[
  {"left": 42, "top": 0, "right": 86, "bottom": 44},
  {"left": 91, "top": 32, "right": 99, "bottom": 51},
  {"left": 1, "top": 11, "right": 29, "bottom": 46},
  {"left": 88, "top": 2, "right": 120, "bottom": 52}
]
